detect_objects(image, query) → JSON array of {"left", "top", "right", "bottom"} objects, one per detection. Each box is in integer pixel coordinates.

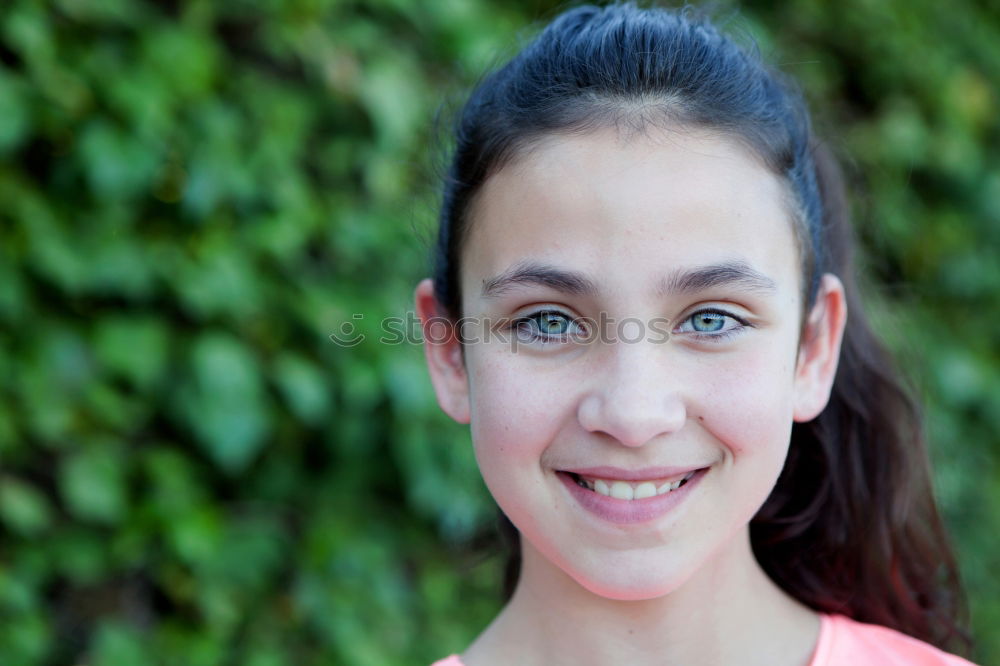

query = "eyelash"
[
  {"left": 507, "top": 309, "right": 586, "bottom": 345},
  {"left": 507, "top": 307, "right": 752, "bottom": 345},
  {"left": 674, "top": 308, "right": 752, "bottom": 343}
]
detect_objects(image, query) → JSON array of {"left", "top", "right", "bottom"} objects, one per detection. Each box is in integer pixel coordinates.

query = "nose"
[{"left": 577, "top": 340, "right": 687, "bottom": 448}]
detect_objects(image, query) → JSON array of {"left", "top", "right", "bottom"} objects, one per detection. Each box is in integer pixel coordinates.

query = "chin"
[{"left": 570, "top": 566, "right": 688, "bottom": 601}]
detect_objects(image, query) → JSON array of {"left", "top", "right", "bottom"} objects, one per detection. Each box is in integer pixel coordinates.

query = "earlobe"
[
  {"left": 793, "top": 273, "right": 848, "bottom": 422},
  {"left": 414, "top": 278, "right": 471, "bottom": 424}
]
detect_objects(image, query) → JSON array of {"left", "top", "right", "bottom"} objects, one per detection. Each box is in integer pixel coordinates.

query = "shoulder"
[
  {"left": 429, "top": 656, "right": 464, "bottom": 666},
  {"left": 813, "top": 613, "right": 977, "bottom": 666}
]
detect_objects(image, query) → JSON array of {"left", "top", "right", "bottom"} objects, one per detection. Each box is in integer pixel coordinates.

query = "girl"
[{"left": 415, "top": 3, "right": 975, "bottom": 664}]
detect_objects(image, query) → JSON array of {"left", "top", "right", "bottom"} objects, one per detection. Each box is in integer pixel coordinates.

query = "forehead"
[{"left": 461, "top": 127, "right": 801, "bottom": 302}]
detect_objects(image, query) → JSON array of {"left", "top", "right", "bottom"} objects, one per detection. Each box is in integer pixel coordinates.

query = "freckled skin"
[{"left": 417, "top": 125, "right": 846, "bottom": 665}]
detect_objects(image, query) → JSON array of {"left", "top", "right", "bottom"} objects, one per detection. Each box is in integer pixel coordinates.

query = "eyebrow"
[
  {"left": 656, "top": 261, "right": 778, "bottom": 296},
  {"left": 480, "top": 259, "right": 777, "bottom": 299}
]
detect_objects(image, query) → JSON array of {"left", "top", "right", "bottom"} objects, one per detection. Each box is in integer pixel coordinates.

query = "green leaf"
[
  {"left": 171, "top": 241, "right": 261, "bottom": 321},
  {"left": 89, "top": 621, "right": 151, "bottom": 666},
  {"left": 177, "top": 333, "right": 271, "bottom": 474},
  {"left": 272, "top": 352, "right": 331, "bottom": 425},
  {"left": 167, "top": 505, "right": 222, "bottom": 569},
  {"left": 0, "top": 402, "right": 17, "bottom": 456},
  {"left": 0, "top": 609, "right": 49, "bottom": 664},
  {"left": 50, "top": 526, "right": 110, "bottom": 584},
  {"left": 0, "top": 257, "right": 28, "bottom": 323},
  {"left": 0, "top": 476, "right": 53, "bottom": 535},
  {"left": 143, "top": 27, "right": 218, "bottom": 99},
  {"left": 78, "top": 120, "right": 162, "bottom": 199},
  {"left": 142, "top": 446, "right": 206, "bottom": 518},
  {"left": 94, "top": 316, "right": 170, "bottom": 389},
  {"left": 0, "top": 67, "right": 31, "bottom": 154},
  {"left": 59, "top": 445, "right": 128, "bottom": 525}
]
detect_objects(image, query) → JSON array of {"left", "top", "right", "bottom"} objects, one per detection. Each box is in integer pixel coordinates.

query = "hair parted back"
[{"left": 431, "top": 1, "right": 969, "bottom": 654}]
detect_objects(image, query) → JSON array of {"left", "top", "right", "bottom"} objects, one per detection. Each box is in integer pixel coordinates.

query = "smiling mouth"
[{"left": 564, "top": 470, "right": 700, "bottom": 500}]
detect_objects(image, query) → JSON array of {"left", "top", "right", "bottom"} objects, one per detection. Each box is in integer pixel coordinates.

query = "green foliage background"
[{"left": 0, "top": 1, "right": 996, "bottom": 664}]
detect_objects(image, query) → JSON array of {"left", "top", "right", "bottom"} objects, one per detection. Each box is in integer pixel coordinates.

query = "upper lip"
[{"left": 560, "top": 465, "right": 708, "bottom": 481}]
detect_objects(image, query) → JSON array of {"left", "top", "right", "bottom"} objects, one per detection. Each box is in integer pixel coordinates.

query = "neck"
[{"left": 462, "top": 527, "right": 820, "bottom": 666}]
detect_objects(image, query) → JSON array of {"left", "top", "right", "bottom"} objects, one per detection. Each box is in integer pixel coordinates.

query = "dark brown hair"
[{"left": 430, "top": 2, "right": 970, "bottom": 654}]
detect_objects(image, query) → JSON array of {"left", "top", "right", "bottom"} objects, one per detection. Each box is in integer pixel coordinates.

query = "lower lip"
[{"left": 557, "top": 469, "right": 707, "bottom": 525}]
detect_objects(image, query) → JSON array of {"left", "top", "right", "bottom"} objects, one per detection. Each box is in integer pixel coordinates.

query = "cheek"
[
  {"left": 693, "top": 342, "right": 798, "bottom": 460},
  {"left": 683, "top": 340, "right": 800, "bottom": 535},
  {"left": 466, "top": 351, "right": 573, "bottom": 484}
]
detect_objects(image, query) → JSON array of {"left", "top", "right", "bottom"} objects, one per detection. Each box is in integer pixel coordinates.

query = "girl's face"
[{"left": 418, "top": 126, "right": 845, "bottom": 600}]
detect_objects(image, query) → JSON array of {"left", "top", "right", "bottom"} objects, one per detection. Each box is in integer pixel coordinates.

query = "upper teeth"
[{"left": 579, "top": 473, "right": 695, "bottom": 500}]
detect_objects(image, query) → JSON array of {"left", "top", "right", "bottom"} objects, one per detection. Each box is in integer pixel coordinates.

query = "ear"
[
  {"left": 414, "top": 278, "right": 471, "bottom": 424},
  {"left": 793, "top": 273, "right": 848, "bottom": 422}
]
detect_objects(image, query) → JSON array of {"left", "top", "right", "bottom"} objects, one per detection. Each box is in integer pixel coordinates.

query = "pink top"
[{"left": 429, "top": 613, "right": 976, "bottom": 665}]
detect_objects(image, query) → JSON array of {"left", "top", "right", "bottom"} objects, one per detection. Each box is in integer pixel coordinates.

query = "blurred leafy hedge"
[{"left": 0, "top": 1, "right": 996, "bottom": 664}]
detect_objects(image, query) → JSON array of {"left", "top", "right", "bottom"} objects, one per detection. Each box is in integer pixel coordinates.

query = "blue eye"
[
  {"left": 677, "top": 308, "right": 749, "bottom": 341},
  {"left": 511, "top": 310, "right": 584, "bottom": 343},
  {"left": 691, "top": 312, "right": 726, "bottom": 332}
]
